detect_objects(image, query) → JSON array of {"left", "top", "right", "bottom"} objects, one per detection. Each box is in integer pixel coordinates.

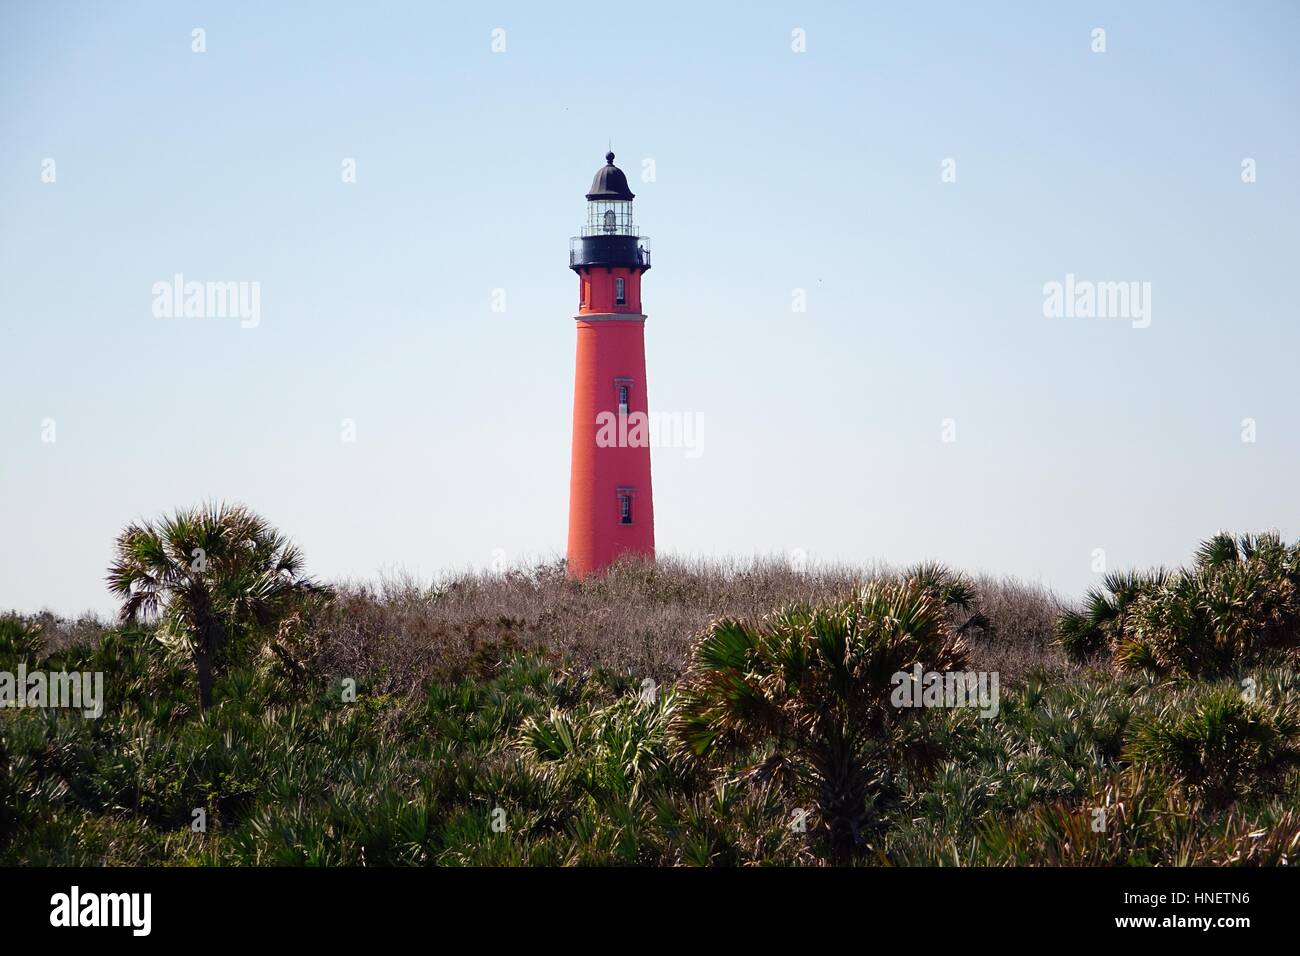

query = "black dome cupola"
[
  {"left": 570, "top": 149, "right": 650, "bottom": 273},
  {"left": 585, "top": 151, "right": 636, "bottom": 201}
]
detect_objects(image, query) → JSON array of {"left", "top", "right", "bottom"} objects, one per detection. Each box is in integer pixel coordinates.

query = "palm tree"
[
  {"left": 672, "top": 574, "right": 971, "bottom": 865},
  {"left": 1056, "top": 569, "right": 1170, "bottom": 662},
  {"left": 106, "top": 503, "right": 324, "bottom": 711},
  {"left": 1126, "top": 532, "right": 1300, "bottom": 676},
  {"left": 1058, "top": 532, "right": 1300, "bottom": 676},
  {"left": 1194, "top": 530, "right": 1292, "bottom": 571}
]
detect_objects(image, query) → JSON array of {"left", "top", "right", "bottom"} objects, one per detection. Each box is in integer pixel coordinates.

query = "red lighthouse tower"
[{"left": 567, "top": 151, "right": 654, "bottom": 578}]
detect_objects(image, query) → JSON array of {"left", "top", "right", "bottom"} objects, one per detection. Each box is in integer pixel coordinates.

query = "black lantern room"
[{"left": 570, "top": 152, "right": 650, "bottom": 272}]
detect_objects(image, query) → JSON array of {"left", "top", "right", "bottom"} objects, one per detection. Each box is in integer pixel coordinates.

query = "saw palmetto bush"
[
  {"left": 1058, "top": 532, "right": 1300, "bottom": 677},
  {"left": 1126, "top": 687, "right": 1300, "bottom": 808},
  {"left": 0, "top": 614, "right": 44, "bottom": 661},
  {"left": 972, "top": 766, "right": 1200, "bottom": 866},
  {"left": 520, "top": 693, "right": 686, "bottom": 806},
  {"left": 1056, "top": 569, "right": 1170, "bottom": 662},
  {"left": 884, "top": 669, "right": 1300, "bottom": 866},
  {"left": 106, "top": 502, "right": 326, "bottom": 710},
  {"left": 1120, "top": 533, "right": 1300, "bottom": 677},
  {"left": 672, "top": 569, "right": 973, "bottom": 864}
]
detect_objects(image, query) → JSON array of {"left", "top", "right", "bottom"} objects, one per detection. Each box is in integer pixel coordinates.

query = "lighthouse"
[{"left": 566, "top": 151, "right": 654, "bottom": 578}]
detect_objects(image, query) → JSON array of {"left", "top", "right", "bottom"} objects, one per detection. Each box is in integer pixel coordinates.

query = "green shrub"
[
  {"left": 1126, "top": 687, "right": 1300, "bottom": 808},
  {"left": 1059, "top": 532, "right": 1300, "bottom": 677},
  {"left": 1056, "top": 570, "right": 1169, "bottom": 662},
  {"left": 0, "top": 615, "right": 44, "bottom": 664},
  {"left": 672, "top": 572, "right": 972, "bottom": 864}
]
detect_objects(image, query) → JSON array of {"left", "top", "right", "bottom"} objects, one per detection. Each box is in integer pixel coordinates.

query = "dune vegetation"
[{"left": 1, "top": 505, "right": 1298, "bottom": 866}]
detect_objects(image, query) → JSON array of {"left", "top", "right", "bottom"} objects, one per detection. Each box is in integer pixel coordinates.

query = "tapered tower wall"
[{"left": 566, "top": 312, "right": 655, "bottom": 577}]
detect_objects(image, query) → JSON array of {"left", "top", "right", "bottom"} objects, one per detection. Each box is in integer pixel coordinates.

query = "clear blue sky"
[{"left": 2, "top": 1, "right": 1298, "bottom": 616}]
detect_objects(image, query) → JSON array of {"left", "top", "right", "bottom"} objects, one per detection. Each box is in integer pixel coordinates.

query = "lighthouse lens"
[{"left": 584, "top": 200, "right": 636, "bottom": 238}]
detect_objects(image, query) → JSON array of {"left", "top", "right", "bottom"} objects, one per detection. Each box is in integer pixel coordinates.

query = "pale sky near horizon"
[{"left": 2, "top": 1, "right": 1299, "bottom": 616}]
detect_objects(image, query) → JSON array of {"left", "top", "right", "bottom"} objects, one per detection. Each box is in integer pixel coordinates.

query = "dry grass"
[
  {"left": 967, "top": 574, "right": 1071, "bottom": 679},
  {"left": 306, "top": 556, "right": 1069, "bottom": 693}
]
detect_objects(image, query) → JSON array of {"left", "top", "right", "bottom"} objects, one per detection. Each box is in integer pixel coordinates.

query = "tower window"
[
  {"left": 619, "top": 494, "right": 633, "bottom": 525},
  {"left": 615, "top": 277, "right": 626, "bottom": 305},
  {"left": 617, "top": 384, "right": 629, "bottom": 415}
]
